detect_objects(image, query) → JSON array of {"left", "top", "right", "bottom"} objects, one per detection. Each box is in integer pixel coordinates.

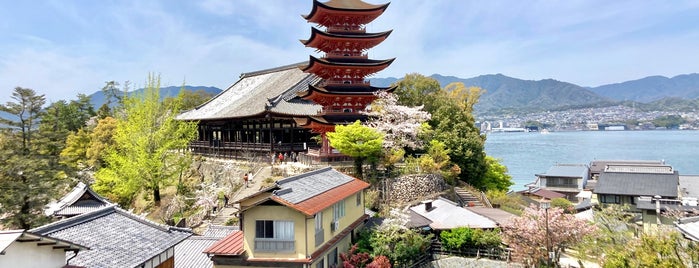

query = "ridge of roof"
[
  {"left": 276, "top": 166, "right": 334, "bottom": 185},
  {"left": 30, "top": 205, "right": 119, "bottom": 235},
  {"left": 240, "top": 62, "right": 307, "bottom": 79},
  {"left": 31, "top": 205, "right": 191, "bottom": 235}
]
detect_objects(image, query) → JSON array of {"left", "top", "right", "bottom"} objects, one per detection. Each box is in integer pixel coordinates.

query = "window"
[
  {"left": 315, "top": 258, "right": 325, "bottom": 268},
  {"left": 600, "top": 194, "right": 621, "bottom": 204},
  {"left": 356, "top": 192, "right": 361, "bottom": 206},
  {"left": 254, "top": 220, "right": 294, "bottom": 251},
  {"left": 328, "top": 247, "right": 338, "bottom": 268},
  {"left": 315, "top": 212, "right": 323, "bottom": 231},
  {"left": 333, "top": 200, "right": 345, "bottom": 221}
]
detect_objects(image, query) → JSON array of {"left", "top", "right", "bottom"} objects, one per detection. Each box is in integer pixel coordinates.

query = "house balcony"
[{"left": 254, "top": 238, "right": 295, "bottom": 252}]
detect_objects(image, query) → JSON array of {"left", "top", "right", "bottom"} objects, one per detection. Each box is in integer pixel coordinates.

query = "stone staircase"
[
  {"left": 210, "top": 165, "right": 273, "bottom": 226},
  {"left": 455, "top": 187, "right": 486, "bottom": 207}
]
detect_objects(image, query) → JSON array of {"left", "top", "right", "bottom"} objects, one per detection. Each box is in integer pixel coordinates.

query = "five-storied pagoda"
[{"left": 296, "top": 0, "right": 395, "bottom": 160}]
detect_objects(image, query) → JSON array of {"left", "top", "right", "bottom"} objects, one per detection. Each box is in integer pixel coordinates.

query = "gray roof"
[
  {"left": 464, "top": 207, "right": 517, "bottom": 226},
  {"left": 589, "top": 160, "right": 665, "bottom": 174},
  {"left": 677, "top": 216, "right": 699, "bottom": 242},
  {"left": 605, "top": 164, "right": 674, "bottom": 174},
  {"left": 594, "top": 171, "right": 679, "bottom": 197},
  {"left": 31, "top": 206, "right": 191, "bottom": 268},
  {"left": 537, "top": 164, "right": 589, "bottom": 178},
  {"left": 274, "top": 166, "right": 354, "bottom": 204},
  {"left": 202, "top": 225, "right": 239, "bottom": 238},
  {"left": 175, "top": 225, "right": 239, "bottom": 268},
  {"left": 406, "top": 210, "right": 433, "bottom": 229},
  {"left": 45, "top": 182, "right": 113, "bottom": 217},
  {"left": 680, "top": 175, "right": 699, "bottom": 198},
  {"left": 177, "top": 63, "right": 323, "bottom": 121},
  {"left": 409, "top": 197, "right": 497, "bottom": 229},
  {"left": 174, "top": 237, "right": 220, "bottom": 268}
]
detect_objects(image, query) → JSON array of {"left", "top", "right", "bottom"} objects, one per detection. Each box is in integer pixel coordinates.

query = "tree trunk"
[
  {"left": 354, "top": 157, "right": 364, "bottom": 179},
  {"left": 153, "top": 186, "right": 161, "bottom": 204}
]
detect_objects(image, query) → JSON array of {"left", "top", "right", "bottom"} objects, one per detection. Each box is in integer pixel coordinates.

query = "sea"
[{"left": 484, "top": 130, "right": 699, "bottom": 191}]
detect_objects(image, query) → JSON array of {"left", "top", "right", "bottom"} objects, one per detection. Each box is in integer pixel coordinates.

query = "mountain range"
[
  {"left": 87, "top": 85, "right": 222, "bottom": 109},
  {"left": 371, "top": 73, "right": 699, "bottom": 114}
]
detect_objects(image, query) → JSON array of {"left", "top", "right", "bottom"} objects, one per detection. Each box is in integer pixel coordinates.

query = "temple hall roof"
[
  {"left": 177, "top": 63, "right": 323, "bottom": 121},
  {"left": 45, "top": 182, "right": 113, "bottom": 217}
]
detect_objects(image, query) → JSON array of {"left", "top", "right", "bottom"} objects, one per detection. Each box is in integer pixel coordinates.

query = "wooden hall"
[{"left": 177, "top": 0, "right": 394, "bottom": 162}]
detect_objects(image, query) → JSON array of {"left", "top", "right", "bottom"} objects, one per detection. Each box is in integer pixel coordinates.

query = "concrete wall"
[{"left": 0, "top": 241, "right": 67, "bottom": 268}]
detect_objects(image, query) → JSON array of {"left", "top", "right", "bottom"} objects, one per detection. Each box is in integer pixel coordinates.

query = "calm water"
[{"left": 484, "top": 130, "right": 699, "bottom": 191}]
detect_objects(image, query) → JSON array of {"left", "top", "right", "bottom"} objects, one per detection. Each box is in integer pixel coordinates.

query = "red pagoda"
[{"left": 296, "top": 0, "right": 395, "bottom": 159}]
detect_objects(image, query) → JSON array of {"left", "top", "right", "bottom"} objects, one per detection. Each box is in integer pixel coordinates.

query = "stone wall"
[{"left": 385, "top": 174, "right": 448, "bottom": 204}]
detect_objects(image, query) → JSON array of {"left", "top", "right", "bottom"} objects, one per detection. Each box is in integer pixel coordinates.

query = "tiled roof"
[
  {"left": 177, "top": 63, "right": 323, "bottom": 121},
  {"left": 275, "top": 167, "right": 355, "bottom": 204},
  {"left": 203, "top": 231, "right": 244, "bottom": 256},
  {"left": 271, "top": 168, "right": 370, "bottom": 216},
  {"left": 45, "top": 182, "right": 113, "bottom": 217},
  {"left": 30, "top": 206, "right": 191, "bottom": 268},
  {"left": 410, "top": 198, "right": 497, "bottom": 229},
  {"left": 536, "top": 164, "right": 589, "bottom": 178},
  {"left": 594, "top": 171, "right": 679, "bottom": 197}
]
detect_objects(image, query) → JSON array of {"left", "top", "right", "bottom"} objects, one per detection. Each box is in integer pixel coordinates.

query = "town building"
[
  {"left": 30, "top": 206, "right": 191, "bottom": 268},
  {"left": 178, "top": 0, "right": 394, "bottom": 162},
  {"left": 204, "top": 167, "right": 370, "bottom": 267},
  {"left": 0, "top": 229, "right": 87, "bottom": 268},
  {"left": 534, "top": 164, "right": 590, "bottom": 202}
]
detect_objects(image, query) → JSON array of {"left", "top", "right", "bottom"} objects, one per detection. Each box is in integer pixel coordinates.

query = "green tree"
[
  {"left": 0, "top": 88, "right": 65, "bottom": 228},
  {"left": 94, "top": 75, "right": 197, "bottom": 206},
  {"left": 86, "top": 116, "right": 118, "bottom": 169},
  {"left": 550, "top": 197, "right": 573, "bottom": 212},
  {"left": 482, "top": 156, "right": 514, "bottom": 192},
  {"left": 327, "top": 120, "right": 383, "bottom": 179},
  {"left": 393, "top": 75, "right": 489, "bottom": 190},
  {"left": 60, "top": 128, "right": 92, "bottom": 169},
  {"left": 575, "top": 205, "right": 699, "bottom": 267},
  {"left": 392, "top": 73, "right": 441, "bottom": 109},
  {"left": 652, "top": 114, "right": 686, "bottom": 129},
  {"left": 369, "top": 209, "right": 433, "bottom": 265}
]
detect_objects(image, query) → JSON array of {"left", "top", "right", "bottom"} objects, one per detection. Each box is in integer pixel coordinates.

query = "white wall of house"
[{"left": 0, "top": 241, "right": 67, "bottom": 268}]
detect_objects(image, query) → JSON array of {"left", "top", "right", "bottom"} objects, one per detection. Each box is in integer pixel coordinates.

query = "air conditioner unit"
[{"left": 330, "top": 220, "right": 339, "bottom": 232}]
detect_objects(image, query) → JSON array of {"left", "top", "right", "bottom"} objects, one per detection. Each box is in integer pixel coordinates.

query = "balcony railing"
[{"left": 254, "top": 239, "right": 295, "bottom": 252}]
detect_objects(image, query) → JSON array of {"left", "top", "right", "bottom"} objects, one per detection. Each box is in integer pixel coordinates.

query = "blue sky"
[{"left": 1, "top": 0, "right": 698, "bottom": 102}]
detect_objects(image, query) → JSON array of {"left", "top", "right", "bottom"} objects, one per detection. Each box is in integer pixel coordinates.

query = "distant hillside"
[
  {"left": 89, "top": 86, "right": 221, "bottom": 109},
  {"left": 589, "top": 74, "right": 699, "bottom": 102},
  {"left": 371, "top": 74, "right": 611, "bottom": 114}
]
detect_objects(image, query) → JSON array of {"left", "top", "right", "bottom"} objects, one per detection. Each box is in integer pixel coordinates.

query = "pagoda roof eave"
[
  {"left": 301, "top": 29, "right": 392, "bottom": 48},
  {"left": 300, "top": 56, "right": 395, "bottom": 71},
  {"left": 303, "top": 0, "right": 390, "bottom": 21},
  {"left": 297, "top": 84, "right": 393, "bottom": 99}
]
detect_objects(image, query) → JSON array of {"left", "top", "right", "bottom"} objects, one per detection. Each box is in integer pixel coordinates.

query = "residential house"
[
  {"left": 204, "top": 167, "right": 370, "bottom": 268},
  {"left": 30, "top": 205, "right": 191, "bottom": 268},
  {"left": 408, "top": 197, "right": 497, "bottom": 230},
  {"left": 44, "top": 182, "right": 113, "bottom": 219},
  {"left": 534, "top": 164, "right": 590, "bottom": 202},
  {"left": 0, "top": 230, "right": 87, "bottom": 268}
]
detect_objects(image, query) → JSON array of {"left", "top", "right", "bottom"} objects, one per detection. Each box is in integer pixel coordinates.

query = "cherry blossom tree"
[
  {"left": 502, "top": 204, "right": 596, "bottom": 267},
  {"left": 364, "top": 91, "right": 430, "bottom": 150}
]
